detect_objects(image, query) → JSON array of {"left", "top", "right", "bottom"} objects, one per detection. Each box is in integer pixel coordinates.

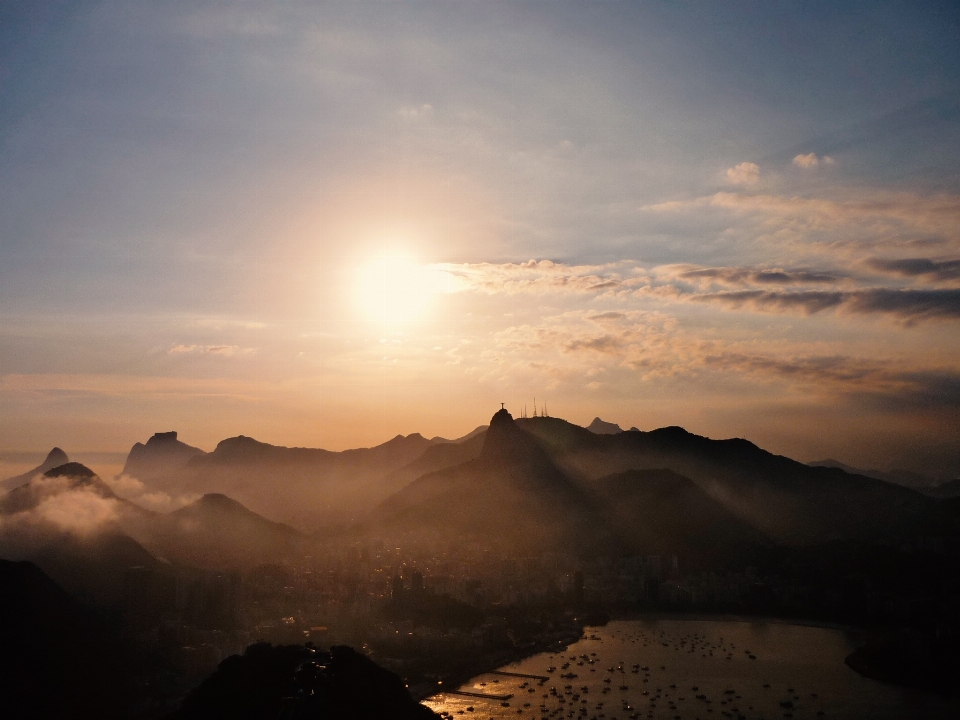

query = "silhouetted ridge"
[
  {"left": 0, "top": 560, "right": 149, "bottom": 719},
  {"left": 45, "top": 447, "right": 69, "bottom": 466},
  {"left": 122, "top": 430, "right": 205, "bottom": 478},
  {"left": 44, "top": 462, "right": 97, "bottom": 479},
  {"left": 176, "top": 642, "right": 438, "bottom": 719},
  {"left": 1, "top": 447, "right": 71, "bottom": 489},
  {"left": 481, "top": 408, "right": 554, "bottom": 470},
  {"left": 587, "top": 417, "right": 622, "bottom": 434},
  {"left": 372, "top": 409, "right": 622, "bottom": 555}
]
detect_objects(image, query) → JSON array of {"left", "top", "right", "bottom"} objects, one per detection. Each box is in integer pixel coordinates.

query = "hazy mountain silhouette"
[
  {"left": 429, "top": 424, "right": 488, "bottom": 443},
  {"left": 517, "top": 417, "right": 940, "bottom": 545},
  {"left": 809, "top": 458, "right": 949, "bottom": 491},
  {"left": 592, "top": 469, "right": 768, "bottom": 566},
  {"left": 141, "top": 433, "right": 439, "bottom": 529},
  {"left": 121, "top": 430, "right": 205, "bottom": 480},
  {"left": 139, "top": 493, "right": 305, "bottom": 569},
  {"left": 586, "top": 417, "right": 622, "bottom": 434},
  {"left": 370, "top": 409, "right": 621, "bottom": 555},
  {"left": 0, "top": 559, "right": 154, "bottom": 719},
  {"left": 383, "top": 431, "right": 486, "bottom": 489},
  {"left": 0, "top": 447, "right": 69, "bottom": 490}
]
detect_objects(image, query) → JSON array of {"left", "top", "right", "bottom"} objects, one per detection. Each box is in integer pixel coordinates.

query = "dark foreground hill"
[
  {"left": 0, "top": 559, "right": 157, "bottom": 719},
  {"left": 175, "top": 643, "right": 438, "bottom": 720}
]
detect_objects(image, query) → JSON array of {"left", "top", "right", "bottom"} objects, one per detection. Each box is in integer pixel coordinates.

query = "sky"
[{"left": 1, "top": 1, "right": 959, "bottom": 472}]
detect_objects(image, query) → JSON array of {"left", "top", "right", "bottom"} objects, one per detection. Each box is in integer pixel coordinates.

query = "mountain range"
[{"left": 3, "top": 412, "right": 957, "bottom": 575}]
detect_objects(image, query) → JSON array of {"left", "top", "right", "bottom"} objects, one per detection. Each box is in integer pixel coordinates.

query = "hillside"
[
  {"left": 518, "top": 417, "right": 940, "bottom": 545},
  {"left": 370, "top": 409, "right": 623, "bottom": 555},
  {"left": 133, "top": 433, "right": 438, "bottom": 529}
]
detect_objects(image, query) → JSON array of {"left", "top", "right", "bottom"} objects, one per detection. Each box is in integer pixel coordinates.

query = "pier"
[
  {"left": 487, "top": 670, "right": 550, "bottom": 681},
  {"left": 446, "top": 689, "right": 513, "bottom": 701}
]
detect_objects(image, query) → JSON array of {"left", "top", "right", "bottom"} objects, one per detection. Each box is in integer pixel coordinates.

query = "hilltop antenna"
[{"left": 533, "top": 397, "right": 537, "bottom": 418}]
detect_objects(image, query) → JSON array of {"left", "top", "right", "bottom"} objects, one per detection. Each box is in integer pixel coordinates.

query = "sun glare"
[{"left": 356, "top": 253, "right": 445, "bottom": 325}]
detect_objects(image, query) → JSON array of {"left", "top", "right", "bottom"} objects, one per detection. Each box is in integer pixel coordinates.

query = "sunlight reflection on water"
[{"left": 423, "top": 619, "right": 959, "bottom": 720}]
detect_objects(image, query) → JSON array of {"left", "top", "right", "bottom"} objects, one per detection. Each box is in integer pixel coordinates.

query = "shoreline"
[
  {"left": 416, "top": 611, "right": 874, "bottom": 706},
  {"left": 414, "top": 629, "right": 584, "bottom": 703}
]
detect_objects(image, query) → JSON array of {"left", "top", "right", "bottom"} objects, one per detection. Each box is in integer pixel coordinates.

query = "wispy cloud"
[
  {"left": 434, "top": 259, "right": 646, "bottom": 296},
  {"left": 866, "top": 257, "right": 960, "bottom": 283},
  {"left": 726, "top": 162, "right": 760, "bottom": 185},
  {"left": 792, "top": 153, "right": 835, "bottom": 168},
  {"left": 693, "top": 287, "right": 960, "bottom": 323},
  {"left": 664, "top": 264, "right": 845, "bottom": 287},
  {"left": 168, "top": 344, "right": 253, "bottom": 356},
  {"left": 642, "top": 190, "right": 960, "bottom": 252}
]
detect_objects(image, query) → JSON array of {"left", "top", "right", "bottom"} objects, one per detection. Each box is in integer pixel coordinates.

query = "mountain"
[
  {"left": 591, "top": 469, "right": 768, "bottom": 566},
  {"left": 174, "top": 643, "right": 438, "bottom": 720},
  {"left": 809, "top": 458, "right": 945, "bottom": 491},
  {"left": 0, "top": 559, "right": 155, "bottom": 719},
  {"left": 0, "top": 447, "right": 69, "bottom": 490},
  {"left": 0, "top": 461, "right": 135, "bottom": 517},
  {"left": 518, "top": 418, "right": 941, "bottom": 545},
  {"left": 587, "top": 417, "right": 623, "bottom": 434},
  {"left": 0, "top": 462, "right": 167, "bottom": 610},
  {"left": 141, "top": 433, "right": 439, "bottom": 529},
  {"left": 383, "top": 431, "right": 486, "bottom": 489},
  {"left": 925, "top": 478, "right": 960, "bottom": 499},
  {"left": 121, "top": 430, "right": 205, "bottom": 480},
  {"left": 139, "top": 493, "right": 305, "bottom": 569},
  {"left": 370, "top": 409, "right": 622, "bottom": 555},
  {"left": 429, "top": 425, "right": 488, "bottom": 443}
]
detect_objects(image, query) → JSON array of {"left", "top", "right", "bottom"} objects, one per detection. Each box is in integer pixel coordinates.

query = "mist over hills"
[
  {"left": 10, "top": 412, "right": 958, "bottom": 558},
  {"left": 130, "top": 432, "right": 442, "bottom": 529},
  {"left": 370, "top": 408, "right": 621, "bottom": 554},
  {"left": 139, "top": 493, "right": 305, "bottom": 569},
  {"left": 2, "top": 410, "right": 959, "bottom": 718},
  {"left": 514, "top": 418, "right": 942, "bottom": 546}
]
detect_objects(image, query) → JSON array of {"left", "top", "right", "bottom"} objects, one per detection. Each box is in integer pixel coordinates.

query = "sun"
[{"left": 356, "top": 253, "right": 441, "bottom": 325}]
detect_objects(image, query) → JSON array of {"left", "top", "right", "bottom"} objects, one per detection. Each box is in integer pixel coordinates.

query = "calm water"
[{"left": 423, "top": 618, "right": 959, "bottom": 720}]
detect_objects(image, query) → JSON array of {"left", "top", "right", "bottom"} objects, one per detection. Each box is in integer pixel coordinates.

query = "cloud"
[
  {"left": 792, "top": 153, "right": 835, "bottom": 168},
  {"left": 99, "top": 474, "right": 197, "bottom": 512},
  {"left": 726, "top": 162, "right": 760, "bottom": 185},
  {"left": 693, "top": 287, "right": 960, "bottom": 322},
  {"left": 168, "top": 344, "right": 252, "bottom": 356},
  {"left": 399, "top": 103, "right": 434, "bottom": 119},
  {"left": 866, "top": 257, "right": 960, "bottom": 283},
  {"left": 666, "top": 264, "right": 844, "bottom": 287},
  {"left": 102, "top": 474, "right": 145, "bottom": 496},
  {"left": 642, "top": 190, "right": 960, "bottom": 252},
  {"left": 34, "top": 490, "right": 120, "bottom": 534},
  {"left": 137, "top": 491, "right": 200, "bottom": 512},
  {"left": 0, "top": 476, "right": 121, "bottom": 537},
  {"left": 434, "top": 259, "right": 646, "bottom": 297}
]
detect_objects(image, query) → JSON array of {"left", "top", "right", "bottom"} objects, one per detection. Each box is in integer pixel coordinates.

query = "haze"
[{"left": 2, "top": 1, "right": 959, "bottom": 472}]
